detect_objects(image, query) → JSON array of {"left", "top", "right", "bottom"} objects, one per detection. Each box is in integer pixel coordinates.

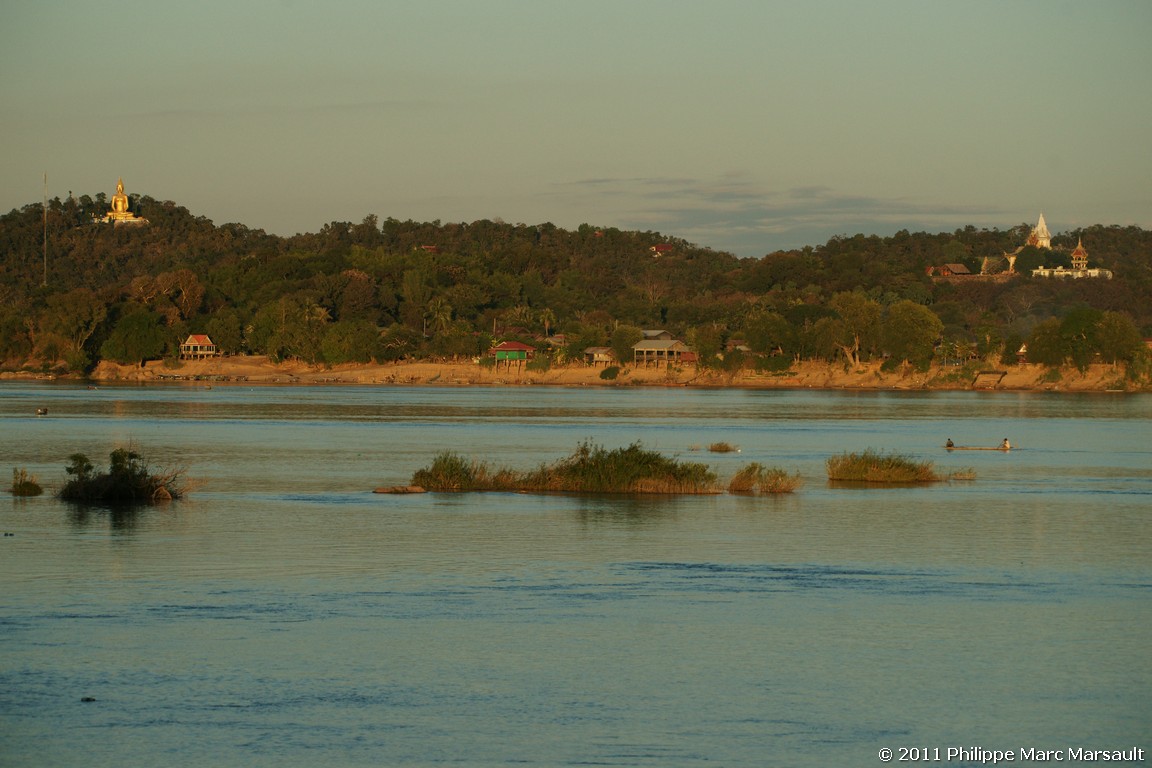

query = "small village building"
[
  {"left": 641, "top": 329, "right": 674, "bottom": 341},
  {"left": 633, "top": 339, "right": 690, "bottom": 367},
  {"left": 180, "top": 334, "right": 218, "bottom": 359},
  {"left": 938, "top": 263, "right": 971, "bottom": 277},
  {"left": 490, "top": 340, "right": 535, "bottom": 365},
  {"left": 584, "top": 346, "right": 614, "bottom": 366}
]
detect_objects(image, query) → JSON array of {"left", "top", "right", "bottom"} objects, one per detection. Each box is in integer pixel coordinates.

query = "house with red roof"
[{"left": 180, "top": 334, "right": 218, "bottom": 360}]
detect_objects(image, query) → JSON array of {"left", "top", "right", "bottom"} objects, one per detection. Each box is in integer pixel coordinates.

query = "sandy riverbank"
[{"left": 2, "top": 355, "right": 1141, "bottom": 392}]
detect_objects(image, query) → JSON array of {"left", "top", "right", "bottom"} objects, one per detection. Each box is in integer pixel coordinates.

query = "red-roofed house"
[{"left": 180, "top": 334, "right": 218, "bottom": 360}]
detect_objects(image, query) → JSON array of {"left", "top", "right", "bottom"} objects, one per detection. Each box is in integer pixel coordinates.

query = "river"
[{"left": 2, "top": 384, "right": 1149, "bottom": 766}]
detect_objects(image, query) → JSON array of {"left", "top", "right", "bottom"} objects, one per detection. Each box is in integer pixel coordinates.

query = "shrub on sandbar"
[
  {"left": 59, "top": 448, "right": 185, "bottom": 503},
  {"left": 728, "top": 463, "right": 801, "bottom": 494},
  {"left": 825, "top": 449, "right": 940, "bottom": 483},
  {"left": 11, "top": 468, "right": 43, "bottom": 497},
  {"left": 412, "top": 441, "right": 720, "bottom": 494}
]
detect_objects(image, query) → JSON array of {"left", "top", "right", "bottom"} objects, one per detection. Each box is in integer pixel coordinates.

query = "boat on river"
[{"left": 945, "top": 445, "right": 1011, "bottom": 451}]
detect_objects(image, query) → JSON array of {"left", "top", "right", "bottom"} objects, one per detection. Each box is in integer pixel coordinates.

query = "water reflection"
[
  {"left": 65, "top": 502, "right": 149, "bottom": 533},
  {"left": 570, "top": 494, "right": 688, "bottom": 527}
]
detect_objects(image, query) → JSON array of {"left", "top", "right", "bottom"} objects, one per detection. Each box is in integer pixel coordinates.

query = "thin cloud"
[{"left": 560, "top": 176, "right": 1016, "bottom": 256}]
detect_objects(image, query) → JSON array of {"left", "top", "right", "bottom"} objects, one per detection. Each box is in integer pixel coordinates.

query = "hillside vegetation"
[{"left": 2, "top": 192, "right": 1150, "bottom": 381}]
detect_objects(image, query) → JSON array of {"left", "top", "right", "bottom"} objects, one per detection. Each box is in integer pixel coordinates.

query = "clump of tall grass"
[
  {"left": 825, "top": 449, "right": 940, "bottom": 483},
  {"left": 59, "top": 448, "right": 186, "bottom": 503},
  {"left": 10, "top": 468, "right": 43, "bottom": 497},
  {"left": 412, "top": 441, "right": 721, "bottom": 494},
  {"left": 727, "top": 463, "right": 801, "bottom": 494},
  {"left": 708, "top": 442, "right": 739, "bottom": 453}
]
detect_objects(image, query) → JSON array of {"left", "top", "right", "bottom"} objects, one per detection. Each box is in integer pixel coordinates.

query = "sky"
[{"left": 2, "top": 1, "right": 1150, "bottom": 257}]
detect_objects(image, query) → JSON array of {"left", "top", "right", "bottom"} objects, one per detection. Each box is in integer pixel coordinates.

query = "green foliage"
[
  {"left": 883, "top": 300, "right": 943, "bottom": 370},
  {"left": 4, "top": 191, "right": 1152, "bottom": 379},
  {"left": 1025, "top": 309, "right": 1142, "bottom": 371},
  {"left": 754, "top": 354, "right": 795, "bottom": 373},
  {"left": 743, "top": 311, "right": 797, "bottom": 357},
  {"left": 100, "top": 305, "right": 167, "bottom": 365},
  {"left": 11, "top": 468, "right": 43, "bottom": 496},
  {"left": 59, "top": 448, "right": 184, "bottom": 504},
  {"left": 599, "top": 365, "right": 620, "bottom": 380},
  {"left": 826, "top": 449, "right": 940, "bottom": 483},
  {"left": 411, "top": 441, "right": 719, "bottom": 494},
  {"left": 610, "top": 325, "right": 644, "bottom": 370},
  {"left": 321, "top": 320, "right": 378, "bottom": 364},
  {"left": 526, "top": 355, "right": 551, "bottom": 372},
  {"left": 728, "top": 463, "right": 801, "bottom": 494}
]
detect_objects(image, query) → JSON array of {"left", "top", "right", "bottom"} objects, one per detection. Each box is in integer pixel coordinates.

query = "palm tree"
[
  {"left": 538, "top": 308, "right": 556, "bottom": 338},
  {"left": 426, "top": 297, "right": 453, "bottom": 336}
]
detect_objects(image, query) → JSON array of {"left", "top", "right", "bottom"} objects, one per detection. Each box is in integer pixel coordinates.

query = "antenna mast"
[{"left": 42, "top": 172, "right": 48, "bottom": 287}]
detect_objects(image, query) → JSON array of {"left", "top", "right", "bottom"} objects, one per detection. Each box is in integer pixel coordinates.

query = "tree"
[
  {"left": 1026, "top": 318, "right": 1066, "bottom": 367},
  {"left": 743, "top": 311, "right": 797, "bottom": 358},
  {"left": 426, "top": 297, "right": 453, "bottom": 336},
  {"left": 882, "top": 300, "right": 943, "bottom": 370},
  {"left": 687, "top": 325, "right": 725, "bottom": 369},
  {"left": 206, "top": 307, "right": 244, "bottom": 355},
  {"left": 610, "top": 325, "right": 643, "bottom": 368},
  {"left": 400, "top": 270, "right": 432, "bottom": 330},
  {"left": 321, "top": 320, "right": 378, "bottom": 364},
  {"left": 828, "top": 292, "right": 882, "bottom": 366},
  {"left": 1059, "top": 307, "right": 1103, "bottom": 371},
  {"left": 538, "top": 308, "right": 557, "bottom": 338},
  {"left": 41, "top": 288, "right": 108, "bottom": 370},
  {"left": 100, "top": 306, "right": 167, "bottom": 366},
  {"left": 1094, "top": 311, "right": 1142, "bottom": 365}
]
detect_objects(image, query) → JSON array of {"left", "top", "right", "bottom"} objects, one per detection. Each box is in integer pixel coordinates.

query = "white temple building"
[{"left": 1032, "top": 237, "right": 1113, "bottom": 279}]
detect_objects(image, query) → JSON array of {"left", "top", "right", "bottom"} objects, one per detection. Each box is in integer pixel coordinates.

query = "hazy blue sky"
[{"left": 3, "top": 1, "right": 1150, "bottom": 256}]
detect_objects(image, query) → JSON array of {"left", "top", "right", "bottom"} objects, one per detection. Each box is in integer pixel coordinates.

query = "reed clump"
[
  {"left": 708, "top": 442, "right": 739, "bottom": 453},
  {"left": 727, "top": 463, "right": 801, "bottom": 494},
  {"left": 10, "top": 468, "right": 43, "bottom": 497},
  {"left": 412, "top": 441, "right": 721, "bottom": 494},
  {"left": 825, "top": 449, "right": 940, "bottom": 483},
  {"left": 59, "top": 448, "right": 186, "bottom": 504}
]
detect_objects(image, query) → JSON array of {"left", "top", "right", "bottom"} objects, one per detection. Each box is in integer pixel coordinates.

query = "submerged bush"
[
  {"left": 59, "top": 448, "right": 185, "bottom": 504},
  {"left": 10, "top": 468, "right": 43, "bottom": 497},
  {"left": 825, "top": 449, "right": 940, "bottom": 483},
  {"left": 412, "top": 441, "right": 720, "bottom": 494},
  {"left": 728, "top": 463, "right": 801, "bottom": 494},
  {"left": 708, "top": 442, "right": 739, "bottom": 453},
  {"left": 410, "top": 451, "right": 490, "bottom": 491}
]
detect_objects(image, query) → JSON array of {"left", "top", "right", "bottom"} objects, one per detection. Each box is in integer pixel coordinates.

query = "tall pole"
[{"left": 42, "top": 172, "right": 48, "bottom": 287}]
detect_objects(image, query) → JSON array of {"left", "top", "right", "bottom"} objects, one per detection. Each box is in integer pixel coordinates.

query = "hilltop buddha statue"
[
  {"left": 110, "top": 178, "right": 130, "bottom": 214},
  {"left": 101, "top": 177, "right": 148, "bottom": 226}
]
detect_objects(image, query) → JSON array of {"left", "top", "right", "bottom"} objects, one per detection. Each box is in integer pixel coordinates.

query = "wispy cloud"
[{"left": 558, "top": 176, "right": 1013, "bottom": 256}]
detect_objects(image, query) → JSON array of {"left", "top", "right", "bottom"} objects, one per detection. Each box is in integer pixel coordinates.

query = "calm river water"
[{"left": 1, "top": 383, "right": 1149, "bottom": 767}]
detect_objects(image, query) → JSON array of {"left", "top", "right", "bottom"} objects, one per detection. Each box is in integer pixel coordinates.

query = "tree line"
[{"left": 2, "top": 193, "right": 1150, "bottom": 376}]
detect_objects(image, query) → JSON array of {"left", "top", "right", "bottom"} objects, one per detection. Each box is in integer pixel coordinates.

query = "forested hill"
[{"left": 2, "top": 193, "right": 1151, "bottom": 375}]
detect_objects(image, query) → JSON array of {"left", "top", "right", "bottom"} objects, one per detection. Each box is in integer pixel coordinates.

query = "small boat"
[
  {"left": 945, "top": 445, "right": 1011, "bottom": 451},
  {"left": 35, "top": 408, "right": 48, "bottom": 416}
]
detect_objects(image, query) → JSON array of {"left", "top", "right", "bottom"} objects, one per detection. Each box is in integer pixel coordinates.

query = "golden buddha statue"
[
  {"left": 111, "top": 178, "right": 130, "bottom": 214},
  {"left": 101, "top": 177, "right": 148, "bottom": 225}
]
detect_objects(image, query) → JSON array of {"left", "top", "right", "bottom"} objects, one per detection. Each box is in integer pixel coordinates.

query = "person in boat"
[
  {"left": 1001, "top": 438, "right": 1011, "bottom": 450},
  {"left": 945, "top": 439, "right": 954, "bottom": 448}
]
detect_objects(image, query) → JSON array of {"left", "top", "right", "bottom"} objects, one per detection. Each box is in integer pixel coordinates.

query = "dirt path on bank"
[{"left": 26, "top": 356, "right": 1135, "bottom": 392}]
